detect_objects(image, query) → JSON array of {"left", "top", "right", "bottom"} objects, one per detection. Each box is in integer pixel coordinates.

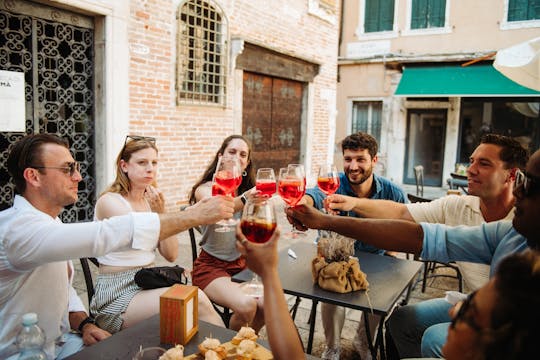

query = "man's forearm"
[
  {"left": 323, "top": 216, "right": 424, "bottom": 255},
  {"left": 261, "top": 271, "right": 305, "bottom": 359},
  {"left": 69, "top": 311, "right": 90, "bottom": 332},
  {"left": 352, "top": 198, "right": 413, "bottom": 221}
]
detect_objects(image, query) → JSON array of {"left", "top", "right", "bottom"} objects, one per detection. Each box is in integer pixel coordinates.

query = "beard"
[{"left": 346, "top": 166, "right": 373, "bottom": 185}]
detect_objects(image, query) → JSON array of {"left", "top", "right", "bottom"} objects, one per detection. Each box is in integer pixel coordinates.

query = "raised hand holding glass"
[{"left": 239, "top": 197, "right": 277, "bottom": 297}]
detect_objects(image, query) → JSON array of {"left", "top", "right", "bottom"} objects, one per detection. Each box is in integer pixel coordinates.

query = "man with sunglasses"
[
  {"left": 0, "top": 134, "right": 235, "bottom": 360},
  {"left": 287, "top": 147, "right": 540, "bottom": 359}
]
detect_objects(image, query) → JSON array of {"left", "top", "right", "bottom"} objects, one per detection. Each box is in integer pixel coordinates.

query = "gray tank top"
[{"left": 199, "top": 211, "right": 242, "bottom": 261}]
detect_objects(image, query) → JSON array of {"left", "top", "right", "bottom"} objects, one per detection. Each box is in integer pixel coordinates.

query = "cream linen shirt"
[
  {"left": 0, "top": 195, "right": 160, "bottom": 359},
  {"left": 406, "top": 195, "right": 514, "bottom": 290}
]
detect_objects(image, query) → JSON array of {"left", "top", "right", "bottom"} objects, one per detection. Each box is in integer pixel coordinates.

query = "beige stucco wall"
[{"left": 336, "top": 0, "right": 540, "bottom": 184}]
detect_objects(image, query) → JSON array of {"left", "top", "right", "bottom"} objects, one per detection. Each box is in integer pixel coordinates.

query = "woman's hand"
[{"left": 145, "top": 185, "right": 165, "bottom": 213}]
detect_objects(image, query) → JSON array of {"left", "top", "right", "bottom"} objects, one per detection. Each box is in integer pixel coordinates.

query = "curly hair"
[
  {"left": 103, "top": 136, "right": 158, "bottom": 196},
  {"left": 480, "top": 251, "right": 540, "bottom": 360},
  {"left": 341, "top": 132, "right": 378, "bottom": 159},
  {"left": 189, "top": 135, "right": 255, "bottom": 204},
  {"left": 480, "top": 134, "right": 529, "bottom": 170}
]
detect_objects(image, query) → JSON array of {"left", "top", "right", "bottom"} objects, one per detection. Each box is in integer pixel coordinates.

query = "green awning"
[{"left": 395, "top": 63, "right": 540, "bottom": 97}]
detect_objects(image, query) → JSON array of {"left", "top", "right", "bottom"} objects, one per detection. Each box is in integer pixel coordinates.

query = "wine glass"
[
  {"left": 239, "top": 197, "right": 277, "bottom": 297},
  {"left": 212, "top": 156, "right": 242, "bottom": 232},
  {"left": 278, "top": 166, "right": 306, "bottom": 238},
  {"left": 317, "top": 164, "right": 340, "bottom": 211},
  {"left": 256, "top": 168, "right": 276, "bottom": 198}
]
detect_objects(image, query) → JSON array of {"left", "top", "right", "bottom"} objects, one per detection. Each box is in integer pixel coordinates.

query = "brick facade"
[{"left": 127, "top": 0, "right": 339, "bottom": 208}]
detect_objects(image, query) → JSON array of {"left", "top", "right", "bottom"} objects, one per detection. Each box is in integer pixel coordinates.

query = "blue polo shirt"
[{"left": 306, "top": 172, "right": 408, "bottom": 256}]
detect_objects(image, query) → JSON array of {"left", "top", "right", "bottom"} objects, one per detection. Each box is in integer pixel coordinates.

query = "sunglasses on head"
[
  {"left": 514, "top": 169, "right": 540, "bottom": 197},
  {"left": 123, "top": 135, "right": 156, "bottom": 148},
  {"left": 30, "top": 161, "right": 81, "bottom": 177}
]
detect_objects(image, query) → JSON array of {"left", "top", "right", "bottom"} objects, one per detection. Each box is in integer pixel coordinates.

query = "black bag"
[{"left": 134, "top": 265, "right": 187, "bottom": 289}]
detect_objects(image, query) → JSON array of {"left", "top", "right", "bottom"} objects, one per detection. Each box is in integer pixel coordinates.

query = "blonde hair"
[{"left": 103, "top": 137, "right": 158, "bottom": 196}]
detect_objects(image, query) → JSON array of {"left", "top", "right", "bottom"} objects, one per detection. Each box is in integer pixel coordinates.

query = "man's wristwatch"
[{"left": 78, "top": 317, "right": 96, "bottom": 333}]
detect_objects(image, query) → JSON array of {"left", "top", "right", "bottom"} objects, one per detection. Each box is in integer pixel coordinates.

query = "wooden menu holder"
[{"left": 160, "top": 284, "right": 198, "bottom": 345}]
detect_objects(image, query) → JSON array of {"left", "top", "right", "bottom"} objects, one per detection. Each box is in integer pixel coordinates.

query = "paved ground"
[{"left": 72, "top": 185, "right": 464, "bottom": 359}]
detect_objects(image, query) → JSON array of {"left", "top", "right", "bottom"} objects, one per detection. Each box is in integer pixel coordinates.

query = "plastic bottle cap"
[{"left": 22, "top": 313, "right": 38, "bottom": 326}]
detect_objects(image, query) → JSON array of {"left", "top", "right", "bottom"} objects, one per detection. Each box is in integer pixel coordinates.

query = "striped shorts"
[{"left": 89, "top": 268, "right": 142, "bottom": 333}]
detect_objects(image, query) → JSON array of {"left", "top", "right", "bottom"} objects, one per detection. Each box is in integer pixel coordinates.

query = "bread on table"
[
  {"left": 158, "top": 344, "right": 184, "bottom": 360},
  {"left": 231, "top": 326, "right": 258, "bottom": 345},
  {"left": 235, "top": 339, "right": 256, "bottom": 360},
  {"left": 198, "top": 337, "right": 227, "bottom": 359}
]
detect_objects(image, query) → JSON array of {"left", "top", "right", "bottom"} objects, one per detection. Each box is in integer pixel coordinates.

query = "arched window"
[{"left": 176, "top": 0, "right": 228, "bottom": 105}]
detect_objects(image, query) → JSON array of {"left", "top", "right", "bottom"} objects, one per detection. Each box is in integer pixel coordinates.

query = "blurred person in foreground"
[
  {"left": 236, "top": 226, "right": 305, "bottom": 360},
  {"left": 407, "top": 250, "right": 539, "bottom": 360},
  {"left": 287, "top": 148, "right": 540, "bottom": 359},
  {"left": 0, "top": 134, "right": 234, "bottom": 359}
]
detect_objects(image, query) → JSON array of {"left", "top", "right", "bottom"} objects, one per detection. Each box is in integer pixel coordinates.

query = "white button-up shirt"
[{"left": 0, "top": 195, "right": 160, "bottom": 358}]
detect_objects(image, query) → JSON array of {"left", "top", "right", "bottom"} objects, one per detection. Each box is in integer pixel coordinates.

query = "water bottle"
[{"left": 17, "top": 313, "right": 48, "bottom": 360}]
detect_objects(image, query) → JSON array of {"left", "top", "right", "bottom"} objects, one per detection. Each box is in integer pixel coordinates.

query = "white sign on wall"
[
  {"left": 347, "top": 40, "right": 391, "bottom": 59},
  {"left": 0, "top": 70, "right": 26, "bottom": 132}
]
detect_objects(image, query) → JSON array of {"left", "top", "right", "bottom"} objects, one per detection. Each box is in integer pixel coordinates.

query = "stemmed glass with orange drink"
[
  {"left": 278, "top": 165, "right": 306, "bottom": 238},
  {"left": 212, "top": 156, "right": 242, "bottom": 232},
  {"left": 239, "top": 197, "right": 277, "bottom": 297}
]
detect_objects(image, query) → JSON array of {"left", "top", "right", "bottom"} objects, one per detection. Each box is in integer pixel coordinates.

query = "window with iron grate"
[
  {"left": 351, "top": 101, "right": 382, "bottom": 145},
  {"left": 176, "top": 0, "right": 228, "bottom": 105}
]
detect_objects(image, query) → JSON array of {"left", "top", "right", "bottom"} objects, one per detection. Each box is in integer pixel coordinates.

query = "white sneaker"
[{"left": 321, "top": 346, "right": 341, "bottom": 360}]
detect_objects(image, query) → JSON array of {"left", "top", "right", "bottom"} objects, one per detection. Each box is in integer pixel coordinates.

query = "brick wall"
[{"left": 127, "top": 0, "right": 339, "bottom": 209}]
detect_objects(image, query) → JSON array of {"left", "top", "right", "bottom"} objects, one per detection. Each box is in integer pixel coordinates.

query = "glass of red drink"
[
  {"left": 256, "top": 168, "right": 276, "bottom": 197},
  {"left": 213, "top": 156, "right": 242, "bottom": 232},
  {"left": 317, "top": 164, "right": 340, "bottom": 196},
  {"left": 278, "top": 166, "right": 307, "bottom": 238},
  {"left": 240, "top": 198, "right": 277, "bottom": 297}
]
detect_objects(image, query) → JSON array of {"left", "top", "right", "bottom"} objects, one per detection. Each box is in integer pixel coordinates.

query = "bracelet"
[
  {"left": 78, "top": 317, "right": 96, "bottom": 333},
  {"left": 240, "top": 193, "right": 247, "bottom": 205}
]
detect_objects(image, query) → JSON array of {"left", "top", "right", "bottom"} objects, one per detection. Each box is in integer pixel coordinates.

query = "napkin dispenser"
[{"left": 160, "top": 284, "right": 198, "bottom": 345}]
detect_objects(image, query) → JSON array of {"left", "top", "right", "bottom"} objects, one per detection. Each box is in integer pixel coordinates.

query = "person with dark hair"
[
  {"left": 189, "top": 135, "right": 264, "bottom": 332},
  {"left": 0, "top": 134, "right": 234, "bottom": 359},
  {"left": 409, "top": 250, "right": 539, "bottom": 360},
  {"left": 287, "top": 148, "right": 540, "bottom": 360},
  {"left": 90, "top": 136, "right": 224, "bottom": 334},
  {"left": 295, "top": 132, "right": 407, "bottom": 359},
  {"left": 323, "top": 133, "right": 529, "bottom": 357}
]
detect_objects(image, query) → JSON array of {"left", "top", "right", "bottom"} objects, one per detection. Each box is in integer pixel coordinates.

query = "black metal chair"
[
  {"left": 182, "top": 205, "right": 233, "bottom": 327},
  {"left": 79, "top": 257, "right": 99, "bottom": 305}
]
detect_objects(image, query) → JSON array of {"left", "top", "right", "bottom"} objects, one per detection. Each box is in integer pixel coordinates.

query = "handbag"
[
  {"left": 311, "top": 256, "right": 369, "bottom": 293},
  {"left": 134, "top": 265, "right": 188, "bottom": 289}
]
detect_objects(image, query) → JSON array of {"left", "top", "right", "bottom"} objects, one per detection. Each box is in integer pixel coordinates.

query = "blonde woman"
[{"left": 90, "top": 135, "right": 224, "bottom": 333}]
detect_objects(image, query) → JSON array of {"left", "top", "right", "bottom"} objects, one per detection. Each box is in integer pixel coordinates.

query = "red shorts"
[{"left": 192, "top": 249, "right": 246, "bottom": 290}]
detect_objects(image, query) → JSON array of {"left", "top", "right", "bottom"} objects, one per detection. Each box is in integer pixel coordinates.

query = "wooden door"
[{"left": 242, "top": 72, "right": 303, "bottom": 171}]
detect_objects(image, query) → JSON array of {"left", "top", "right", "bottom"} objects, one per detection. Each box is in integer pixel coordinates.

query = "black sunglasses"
[
  {"left": 450, "top": 291, "right": 482, "bottom": 332},
  {"left": 123, "top": 135, "right": 156, "bottom": 148},
  {"left": 30, "top": 161, "right": 81, "bottom": 177},
  {"left": 514, "top": 169, "right": 540, "bottom": 197}
]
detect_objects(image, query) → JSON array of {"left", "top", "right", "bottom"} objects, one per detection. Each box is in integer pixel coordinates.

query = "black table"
[
  {"left": 233, "top": 242, "right": 422, "bottom": 359},
  {"left": 66, "top": 316, "right": 319, "bottom": 359}
]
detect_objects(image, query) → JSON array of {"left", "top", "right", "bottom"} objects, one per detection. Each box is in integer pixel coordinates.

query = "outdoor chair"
[
  {"left": 80, "top": 257, "right": 99, "bottom": 305},
  {"left": 413, "top": 165, "right": 424, "bottom": 197}
]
